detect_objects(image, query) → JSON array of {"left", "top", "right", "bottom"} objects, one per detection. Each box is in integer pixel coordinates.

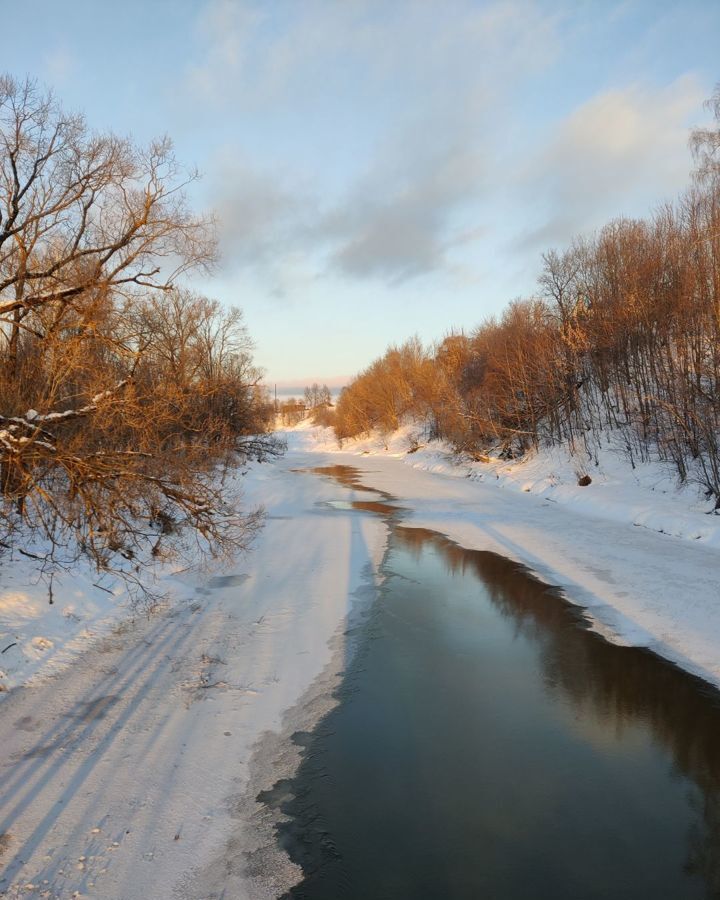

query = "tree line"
[
  {"left": 276, "top": 383, "right": 333, "bottom": 426},
  {"left": 0, "top": 75, "right": 278, "bottom": 590},
  {"left": 336, "top": 86, "right": 720, "bottom": 505}
]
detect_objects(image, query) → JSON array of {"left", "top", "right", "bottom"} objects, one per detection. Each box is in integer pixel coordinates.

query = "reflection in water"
[
  {"left": 316, "top": 499, "right": 399, "bottom": 517},
  {"left": 266, "top": 467, "right": 720, "bottom": 900},
  {"left": 395, "top": 527, "right": 720, "bottom": 896},
  {"left": 303, "top": 465, "right": 395, "bottom": 500},
  {"left": 310, "top": 465, "right": 402, "bottom": 519}
]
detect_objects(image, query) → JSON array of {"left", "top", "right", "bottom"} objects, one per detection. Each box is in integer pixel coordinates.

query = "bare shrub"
[
  {"left": 0, "top": 75, "right": 280, "bottom": 588},
  {"left": 311, "top": 405, "right": 336, "bottom": 428},
  {"left": 334, "top": 84, "right": 720, "bottom": 502}
]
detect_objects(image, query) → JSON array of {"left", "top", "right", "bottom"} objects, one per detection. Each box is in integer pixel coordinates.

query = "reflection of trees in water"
[
  {"left": 309, "top": 465, "right": 395, "bottom": 499},
  {"left": 395, "top": 525, "right": 720, "bottom": 898},
  {"left": 686, "top": 790, "right": 720, "bottom": 898},
  {"left": 297, "top": 467, "right": 720, "bottom": 896}
]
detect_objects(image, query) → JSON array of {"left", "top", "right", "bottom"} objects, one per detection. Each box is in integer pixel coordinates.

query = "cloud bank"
[{"left": 189, "top": 1, "right": 709, "bottom": 291}]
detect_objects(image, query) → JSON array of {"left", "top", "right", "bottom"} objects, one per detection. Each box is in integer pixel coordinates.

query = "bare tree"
[
  {"left": 691, "top": 83, "right": 720, "bottom": 185},
  {"left": 0, "top": 75, "right": 279, "bottom": 590},
  {"left": 303, "top": 383, "right": 332, "bottom": 409},
  {"left": 334, "top": 87, "right": 720, "bottom": 499}
]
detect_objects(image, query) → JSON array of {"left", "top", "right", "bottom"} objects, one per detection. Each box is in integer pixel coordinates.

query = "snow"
[
  {"left": 288, "top": 420, "right": 720, "bottom": 688},
  {"left": 310, "top": 420, "right": 720, "bottom": 547},
  {"left": 2, "top": 420, "right": 720, "bottom": 898},
  {"left": 0, "top": 452, "right": 388, "bottom": 898},
  {"left": 0, "top": 561, "right": 130, "bottom": 694}
]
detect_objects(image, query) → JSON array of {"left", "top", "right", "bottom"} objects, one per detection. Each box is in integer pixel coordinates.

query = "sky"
[{"left": 1, "top": 0, "right": 718, "bottom": 389}]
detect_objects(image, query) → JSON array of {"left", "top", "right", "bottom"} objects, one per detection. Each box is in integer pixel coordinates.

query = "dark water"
[{"left": 263, "top": 466, "right": 720, "bottom": 900}]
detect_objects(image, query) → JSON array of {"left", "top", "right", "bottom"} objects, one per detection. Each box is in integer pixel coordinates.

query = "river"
[{"left": 261, "top": 465, "right": 720, "bottom": 900}]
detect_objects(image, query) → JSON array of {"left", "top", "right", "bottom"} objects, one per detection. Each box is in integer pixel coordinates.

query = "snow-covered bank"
[
  {"left": 0, "top": 454, "right": 388, "bottom": 899},
  {"left": 299, "top": 420, "right": 720, "bottom": 548},
  {"left": 287, "top": 422, "right": 720, "bottom": 691},
  {"left": 0, "top": 474, "right": 249, "bottom": 695},
  {"left": 0, "top": 558, "right": 132, "bottom": 694},
  {"left": 4, "top": 425, "right": 720, "bottom": 898}
]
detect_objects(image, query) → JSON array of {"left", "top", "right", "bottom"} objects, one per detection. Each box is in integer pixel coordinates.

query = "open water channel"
[{"left": 261, "top": 466, "right": 720, "bottom": 900}]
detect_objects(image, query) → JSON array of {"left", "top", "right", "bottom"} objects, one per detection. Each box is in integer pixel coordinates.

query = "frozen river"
[
  {"left": 3, "top": 449, "right": 720, "bottom": 899},
  {"left": 268, "top": 466, "right": 720, "bottom": 899}
]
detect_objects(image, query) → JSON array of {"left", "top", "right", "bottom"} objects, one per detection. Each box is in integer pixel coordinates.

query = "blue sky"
[{"left": 2, "top": 0, "right": 718, "bottom": 388}]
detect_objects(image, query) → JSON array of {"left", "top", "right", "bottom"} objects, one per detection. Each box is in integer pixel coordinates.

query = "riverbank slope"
[{"left": 289, "top": 422, "right": 720, "bottom": 690}]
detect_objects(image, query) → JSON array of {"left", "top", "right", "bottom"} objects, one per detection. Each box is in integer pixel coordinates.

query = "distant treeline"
[
  {"left": 335, "top": 86, "right": 720, "bottom": 504},
  {"left": 277, "top": 382, "right": 334, "bottom": 427}
]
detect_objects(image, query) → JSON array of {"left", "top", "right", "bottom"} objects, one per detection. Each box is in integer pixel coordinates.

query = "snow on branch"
[{"left": 18, "top": 380, "right": 131, "bottom": 428}]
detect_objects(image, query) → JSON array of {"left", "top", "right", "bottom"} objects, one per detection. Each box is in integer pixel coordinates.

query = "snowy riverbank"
[
  {"left": 297, "top": 420, "right": 720, "bottom": 548},
  {"left": 4, "top": 422, "right": 719, "bottom": 696},
  {"left": 0, "top": 472, "right": 250, "bottom": 695},
  {"left": 3, "top": 430, "right": 720, "bottom": 897},
  {"left": 0, "top": 453, "right": 387, "bottom": 899},
  {"left": 287, "top": 421, "right": 720, "bottom": 690}
]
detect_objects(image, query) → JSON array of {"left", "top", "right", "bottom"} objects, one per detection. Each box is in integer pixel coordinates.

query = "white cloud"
[
  {"left": 186, "top": 0, "right": 561, "bottom": 109},
  {"left": 204, "top": 151, "right": 324, "bottom": 301},
  {"left": 517, "top": 75, "right": 705, "bottom": 250},
  {"left": 191, "top": 3, "right": 709, "bottom": 289},
  {"left": 186, "top": 0, "right": 262, "bottom": 103},
  {"left": 317, "top": 128, "right": 487, "bottom": 282},
  {"left": 194, "top": 0, "right": 564, "bottom": 284},
  {"left": 43, "top": 46, "right": 77, "bottom": 85},
  {"left": 208, "top": 125, "right": 488, "bottom": 286},
  {"left": 209, "top": 153, "right": 312, "bottom": 263}
]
